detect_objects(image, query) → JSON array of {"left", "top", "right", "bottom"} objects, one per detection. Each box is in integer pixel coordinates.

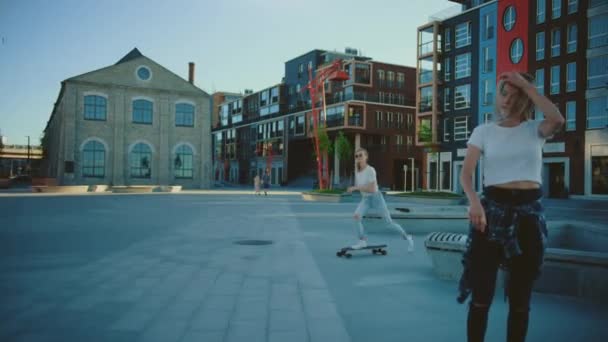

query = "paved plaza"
[{"left": 0, "top": 191, "right": 607, "bottom": 342}]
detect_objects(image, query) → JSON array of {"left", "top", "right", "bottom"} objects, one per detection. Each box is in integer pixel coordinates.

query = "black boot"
[
  {"left": 467, "top": 303, "right": 490, "bottom": 342},
  {"left": 507, "top": 308, "right": 529, "bottom": 342}
]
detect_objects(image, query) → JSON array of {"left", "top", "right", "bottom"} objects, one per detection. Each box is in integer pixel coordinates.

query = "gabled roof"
[{"left": 115, "top": 48, "right": 144, "bottom": 65}]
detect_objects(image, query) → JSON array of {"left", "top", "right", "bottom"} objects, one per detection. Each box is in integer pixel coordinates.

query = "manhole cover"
[{"left": 234, "top": 240, "right": 274, "bottom": 246}]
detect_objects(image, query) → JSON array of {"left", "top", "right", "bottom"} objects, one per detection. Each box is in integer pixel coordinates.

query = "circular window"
[
  {"left": 503, "top": 6, "right": 516, "bottom": 31},
  {"left": 137, "top": 66, "right": 151, "bottom": 81},
  {"left": 510, "top": 38, "right": 524, "bottom": 64}
]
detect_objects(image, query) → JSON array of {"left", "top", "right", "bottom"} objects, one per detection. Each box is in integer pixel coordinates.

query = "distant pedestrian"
[
  {"left": 262, "top": 169, "right": 270, "bottom": 196},
  {"left": 253, "top": 173, "right": 261, "bottom": 196},
  {"left": 347, "top": 147, "right": 414, "bottom": 252},
  {"left": 458, "top": 72, "right": 564, "bottom": 342}
]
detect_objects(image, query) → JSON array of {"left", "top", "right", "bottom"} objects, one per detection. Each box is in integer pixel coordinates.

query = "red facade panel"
[{"left": 497, "top": 0, "right": 530, "bottom": 75}]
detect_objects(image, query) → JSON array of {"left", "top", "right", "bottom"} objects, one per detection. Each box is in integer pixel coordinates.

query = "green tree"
[{"left": 335, "top": 131, "right": 352, "bottom": 177}]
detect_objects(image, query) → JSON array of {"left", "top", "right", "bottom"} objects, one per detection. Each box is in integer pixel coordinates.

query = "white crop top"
[
  {"left": 467, "top": 120, "right": 546, "bottom": 187},
  {"left": 355, "top": 165, "right": 378, "bottom": 196}
]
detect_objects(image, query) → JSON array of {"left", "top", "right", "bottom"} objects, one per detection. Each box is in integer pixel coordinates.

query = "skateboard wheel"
[
  {"left": 345, "top": 253, "right": 352, "bottom": 259},
  {"left": 336, "top": 252, "right": 341, "bottom": 257},
  {"left": 381, "top": 250, "right": 387, "bottom": 255},
  {"left": 372, "top": 249, "right": 377, "bottom": 254}
]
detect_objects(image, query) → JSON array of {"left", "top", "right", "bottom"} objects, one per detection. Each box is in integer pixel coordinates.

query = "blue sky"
[{"left": 0, "top": 0, "right": 455, "bottom": 145}]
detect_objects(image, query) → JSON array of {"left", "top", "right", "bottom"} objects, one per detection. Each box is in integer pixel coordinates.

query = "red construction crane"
[{"left": 300, "top": 59, "right": 349, "bottom": 190}]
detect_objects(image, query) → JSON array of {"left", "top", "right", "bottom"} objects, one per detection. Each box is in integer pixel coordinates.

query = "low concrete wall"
[
  {"left": 156, "top": 185, "right": 182, "bottom": 193},
  {"left": 301, "top": 192, "right": 352, "bottom": 203},
  {"left": 88, "top": 185, "right": 109, "bottom": 193},
  {"left": 365, "top": 207, "right": 469, "bottom": 234},
  {"left": 424, "top": 221, "right": 608, "bottom": 302},
  {"left": 32, "top": 186, "right": 89, "bottom": 193},
  {"left": 111, "top": 186, "right": 155, "bottom": 193}
]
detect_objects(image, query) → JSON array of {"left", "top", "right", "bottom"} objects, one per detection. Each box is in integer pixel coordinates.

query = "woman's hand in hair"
[
  {"left": 499, "top": 72, "right": 534, "bottom": 93},
  {"left": 468, "top": 201, "right": 487, "bottom": 232}
]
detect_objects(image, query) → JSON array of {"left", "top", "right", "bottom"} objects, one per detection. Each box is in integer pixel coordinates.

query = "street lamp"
[{"left": 26, "top": 135, "right": 30, "bottom": 175}]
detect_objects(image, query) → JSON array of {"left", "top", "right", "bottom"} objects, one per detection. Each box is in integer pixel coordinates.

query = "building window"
[
  {"left": 552, "top": 0, "right": 562, "bottom": 19},
  {"left": 536, "top": 32, "right": 545, "bottom": 61},
  {"left": 484, "top": 112, "right": 493, "bottom": 123},
  {"left": 84, "top": 95, "right": 107, "bottom": 121},
  {"left": 535, "top": 109, "right": 545, "bottom": 121},
  {"left": 453, "top": 117, "right": 470, "bottom": 141},
  {"left": 592, "top": 156, "right": 608, "bottom": 194},
  {"left": 483, "top": 79, "right": 493, "bottom": 105},
  {"left": 455, "top": 22, "right": 472, "bottom": 48},
  {"left": 537, "top": 0, "right": 546, "bottom": 23},
  {"left": 568, "top": 0, "right": 578, "bottom": 14},
  {"left": 587, "top": 96, "right": 608, "bottom": 129},
  {"left": 397, "top": 73, "right": 405, "bottom": 88},
  {"left": 483, "top": 47, "right": 493, "bottom": 73},
  {"left": 444, "top": 88, "right": 451, "bottom": 112},
  {"left": 407, "top": 136, "right": 413, "bottom": 146},
  {"left": 454, "top": 84, "right": 471, "bottom": 110},
  {"left": 510, "top": 38, "right": 524, "bottom": 64},
  {"left": 271, "top": 87, "right": 279, "bottom": 103},
  {"left": 588, "top": 55, "right": 608, "bottom": 89},
  {"left": 387, "top": 71, "right": 395, "bottom": 88},
  {"left": 295, "top": 115, "right": 305, "bottom": 135},
  {"left": 444, "top": 57, "right": 451, "bottom": 81},
  {"left": 551, "top": 29, "right": 561, "bottom": 57},
  {"left": 550, "top": 65, "right": 561, "bottom": 94},
  {"left": 445, "top": 28, "right": 452, "bottom": 50},
  {"left": 443, "top": 118, "right": 450, "bottom": 142},
  {"left": 377, "top": 69, "right": 385, "bottom": 87},
  {"left": 589, "top": 14, "right": 608, "bottom": 49},
  {"left": 483, "top": 13, "right": 494, "bottom": 40},
  {"left": 566, "top": 101, "right": 576, "bottom": 131},
  {"left": 174, "top": 145, "right": 193, "bottom": 179},
  {"left": 176, "top": 103, "right": 194, "bottom": 127},
  {"left": 503, "top": 6, "right": 516, "bottom": 31},
  {"left": 260, "top": 90, "right": 269, "bottom": 107},
  {"left": 130, "top": 143, "right": 152, "bottom": 178},
  {"left": 133, "top": 99, "right": 153, "bottom": 124},
  {"left": 455, "top": 53, "right": 471, "bottom": 79},
  {"left": 376, "top": 111, "right": 383, "bottom": 128},
  {"left": 137, "top": 66, "right": 151, "bottom": 81},
  {"left": 82, "top": 140, "right": 105, "bottom": 177},
  {"left": 420, "top": 87, "right": 433, "bottom": 112},
  {"left": 536, "top": 68, "right": 545, "bottom": 95},
  {"left": 567, "top": 24, "right": 577, "bottom": 53},
  {"left": 566, "top": 62, "right": 576, "bottom": 92}
]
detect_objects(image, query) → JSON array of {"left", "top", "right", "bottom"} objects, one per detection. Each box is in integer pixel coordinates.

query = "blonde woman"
[
  {"left": 459, "top": 72, "right": 564, "bottom": 342},
  {"left": 253, "top": 173, "right": 261, "bottom": 196},
  {"left": 347, "top": 147, "right": 414, "bottom": 252}
]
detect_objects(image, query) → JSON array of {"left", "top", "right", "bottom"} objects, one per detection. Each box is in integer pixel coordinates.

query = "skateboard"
[{"left": 336, "top": 244, "right": 388, "bottom": 258}]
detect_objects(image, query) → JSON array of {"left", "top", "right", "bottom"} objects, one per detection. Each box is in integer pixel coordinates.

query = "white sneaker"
[{"left": 351, "top": 239, "right": 368, "bottom": 250}]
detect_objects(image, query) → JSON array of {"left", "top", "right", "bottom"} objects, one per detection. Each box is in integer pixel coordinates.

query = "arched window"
[
  {"left": 84, "top": 95, "right": 107, "bottom": 120},
  {"left": 130, "top": 143, "right": 152, "bottom": 178},
  {"left": 510, "top": 38, "right": 524, "bottom": 64},
  {"left": 82, "top": 140, "right": 105, "bottom": 177},
  {"left": 176, "top": 103, "right": 195, "bottom": 127},
  {"left": 503, "top": 6, "right": 516, "bottom": 31},
  {"left": 174, "top": 145, "right": 194, "bottom": 179},
  {"left": 133, "top": 99, "right": 153, "bottom": 124}
]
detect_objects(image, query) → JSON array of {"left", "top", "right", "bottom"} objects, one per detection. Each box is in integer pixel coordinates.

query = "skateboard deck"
[{"left": 336, "top": 244, "right": 388, "bottom": 258}]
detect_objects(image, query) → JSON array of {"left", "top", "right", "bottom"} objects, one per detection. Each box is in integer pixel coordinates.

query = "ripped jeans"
[{"left": 354, "top": 191, "right": 406, "bottom": 240}]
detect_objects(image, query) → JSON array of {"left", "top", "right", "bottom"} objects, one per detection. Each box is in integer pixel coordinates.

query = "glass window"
[
  {"left": 536, "top": 69, "right": 545, "bottom": 95},
  {"left": 420, "top": 86, "right": 433, "bottom": 112},
  {"left": 397, "top": 73, "right": 405, "bottom": 88},
  {"left": 484, "top": 13, "right": 494, "bottom": 40},
  {"left": 174, "top": 145, "right": 193, "bottom": 179},
  {"left": 590, "top": 0, "right": 608, "bottom": 8},
  {"left": 550, "top": 65, "right": 560, "bottom": 94},
  {"left": 455, "top": 22, "right": 472, "bottom": 48},
  {"left": 503, "top": 6, "right": 516, "bottom": 31},
  {"left": 176, "top": 103, "right": 194, "bottom": 127},
  {"left": 455, "top": 53, "right": 471, "bottom": 79},
  {"left": 566, "top": 101, "right": 576, "bottom": 131},
  {"left": 552, "top": 0, "right": 562, "bottom": 19},
  {"left": 444, "top": 88, "right": 451, "bottom": 112},
  {"left": 567, "top": 62, "right": 576, "bottom": 92},
  {"left": 551, "top": 29, "right": 561, "bottom": 57},
  {"left": 133, "top": 99, "right": 153, "bottom": 124},
  {"left": 260, "top": 90, "right": 269, "bottom": 107},
  {"left": 376, "top": 111, "right": 383, "bottom": 128},
  {"left": 454, "top": 84, "right": 471, "bottom": 110},
  {"left": 588, "top": 55, "right": 608, "bottom": 89},
  {"left": 483, "top": 79, "right": 493, "bottom": 105},
  {"left": 537, "top": 0, "right": 546, "bottom": 23},
  {"left": 567, "top": 24, "right": 577, "bottom": 53},
  {"left": 445, "top": 28, "right": 452, "bottom": 50},
  {"left": 453, "top": 117, "right": 470, "bottom": 141},
  {"left": 387, "top": 71, "right": 395, "bottom": 88},
  {"left": 589, "top": 14, "right": 608, "bottom": 49},
  {"left": 271, "top": 87, "right": 279, "bottom": 103},
  {"left": 484, "top": 113, "right": 493, "bottom": 123},
  {"left": 592, "top": 156, "right": 608, "bottom": 194},
  {"left": 444, "top": 57, "right": 451, "bottom": 81},
  {"left": 587, "top": 96, "right": 608, "bottom": 128},
  {"left": 536, "top": 32, "right": 545, "bottom": 60},
  {"left": 130, "top": 143, "right": 152, "bottom": 178},
  {"left": 137, "top": 66, "right": 151, "bottom": 81},
  {"left": 295, "top": 115, "right": 305, "bottom": 135},
  {"left": 355, "top": 63, "right": 371, "bottom": 84},
  {"left": 84, "top": 95, "right": 107, "bottom": 121},
  {"left": 418, "top": 117, "right": 432, "bottom": 143},
  {"left": 568, "top": 0, "right": 578, "bottom": 14},
  {"left": 443, "top": 118, "right": 450, "bottom": 142},
  {"left": 82, "top": 140, "right": 105, "bottom": 177},
  {"left": 483, "top": 47, "right": 493, "bottom": 73},
  {"left": 510, "top": 38, "right": 524, "bottom": 64}
]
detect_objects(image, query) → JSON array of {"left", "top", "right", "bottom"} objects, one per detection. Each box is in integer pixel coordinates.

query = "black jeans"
[{"left": 467, "top": 188, "right": 544, "bottom": 342}]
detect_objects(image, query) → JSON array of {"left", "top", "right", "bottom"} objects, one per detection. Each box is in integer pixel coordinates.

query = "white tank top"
[{"left": 467, "top": 120, "right": 546, "bottom": 187}]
